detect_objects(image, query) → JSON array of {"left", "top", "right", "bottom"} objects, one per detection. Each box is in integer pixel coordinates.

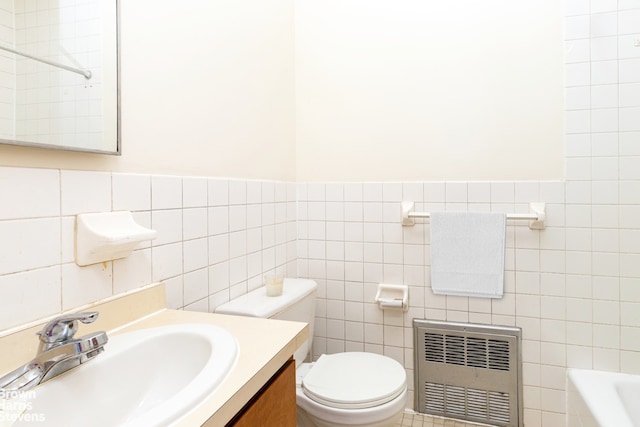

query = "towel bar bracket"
[
  {"left": 401, "top": 201, "right": 546, "bottom": 230},
  {"left": 528, "top": 202, "right": 546, "bottom": 230}
]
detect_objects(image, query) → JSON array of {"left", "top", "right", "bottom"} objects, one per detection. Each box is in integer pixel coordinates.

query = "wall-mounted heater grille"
[{"left": 414, "top": 320, "right": 522, "bottom": 427}]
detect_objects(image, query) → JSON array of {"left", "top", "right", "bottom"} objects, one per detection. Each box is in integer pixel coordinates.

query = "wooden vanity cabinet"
[{"left": 226, "top": 358, "right": 296, "bottom": 427}]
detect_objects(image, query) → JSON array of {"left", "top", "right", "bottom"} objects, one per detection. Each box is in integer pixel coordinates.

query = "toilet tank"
[{"left": 215, "top": 278, "right": 317, "bottom": 365}]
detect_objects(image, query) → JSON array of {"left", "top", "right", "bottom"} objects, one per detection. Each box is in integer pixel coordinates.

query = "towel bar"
[{"left": 401, "top": 201, "right": 546, "bottom": 230}]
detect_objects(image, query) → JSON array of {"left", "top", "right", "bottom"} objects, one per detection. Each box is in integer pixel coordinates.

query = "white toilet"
[{"left": 215, "top": 278, "right": 407, "bottom": 427}]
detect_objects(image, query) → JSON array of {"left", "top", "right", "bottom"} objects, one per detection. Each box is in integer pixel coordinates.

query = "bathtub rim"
[{"left": 567, "top": 368, "right": 638, "bottom": 427}]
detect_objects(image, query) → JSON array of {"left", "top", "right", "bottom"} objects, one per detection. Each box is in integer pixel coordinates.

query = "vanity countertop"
[{"left": 0, "top": 283, "right": 308, "bottom": 426}]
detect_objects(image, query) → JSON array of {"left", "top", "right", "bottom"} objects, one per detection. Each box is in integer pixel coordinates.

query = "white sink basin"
[{"left": 14, "top": 323, "right": 238, "bottom": 427}]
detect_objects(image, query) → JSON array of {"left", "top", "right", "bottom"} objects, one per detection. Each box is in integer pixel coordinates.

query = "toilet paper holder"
[{"left": 375, "top": 284, "right": 409, "bottom": 311}]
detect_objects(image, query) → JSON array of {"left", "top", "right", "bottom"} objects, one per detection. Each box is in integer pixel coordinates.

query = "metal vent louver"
[{"left": 414, "top": 320, "right": 522, "bottom": 427}]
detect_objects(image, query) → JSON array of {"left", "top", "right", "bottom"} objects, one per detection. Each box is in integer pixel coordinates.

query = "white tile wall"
[
  {"left": 14, "top": 0, "right": 104, "bottom": 146},
  {"left": 0, "top": 167, "right": 297, "bottom": 331},
  {"left": 295, "top": 3, "right": 640, "bottom": 427},
  {"left": 0, "top": 0, "right": 14, "bottom": 139}
]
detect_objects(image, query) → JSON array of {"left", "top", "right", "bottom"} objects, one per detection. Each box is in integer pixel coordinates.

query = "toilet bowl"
[
  {"left": 295, "top": 353, "right": 407, "bottom": 427},
  {"left": 215, "top": 278, "right": 407, "bottom": 427}
]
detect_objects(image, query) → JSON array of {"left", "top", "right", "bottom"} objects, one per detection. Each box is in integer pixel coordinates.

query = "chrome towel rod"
[
  {"left": 401, "top": 201, "right": 546, "bottom": 230},
  {"left": 408, "top": 211, "right": 538, "bottom": 221},
  {"left": 0, "top": 44, "right": 92, "bottom": 79}
]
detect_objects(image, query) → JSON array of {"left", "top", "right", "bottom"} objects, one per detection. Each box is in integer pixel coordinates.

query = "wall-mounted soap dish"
[{"left": 75, "top": 211, "right": 157, "bottom": 267}]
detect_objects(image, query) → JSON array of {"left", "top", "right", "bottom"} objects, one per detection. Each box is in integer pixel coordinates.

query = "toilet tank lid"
[{"left": 214, "top": 278, "right": 317, "bottom": 318}]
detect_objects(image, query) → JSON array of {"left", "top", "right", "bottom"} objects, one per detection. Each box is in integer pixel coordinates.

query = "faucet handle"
[{"left": 37, "top": 312, "right": 99, "bottom": 344}]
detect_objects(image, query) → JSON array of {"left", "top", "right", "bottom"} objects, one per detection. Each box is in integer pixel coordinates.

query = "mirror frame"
[{"left": 0, "top": 0, "right": 121, "bottom": 156}]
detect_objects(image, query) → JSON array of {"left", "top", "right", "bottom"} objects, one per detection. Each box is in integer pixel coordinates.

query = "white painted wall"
[
  {"left": 0, "top": 0, "right": 562, "bottom": 183},
  {"left": 0, "top": 0, "right": 297, "bottom": 181},
  {"left": 295, "top": 0, "right": 565, "bottom": 181}
]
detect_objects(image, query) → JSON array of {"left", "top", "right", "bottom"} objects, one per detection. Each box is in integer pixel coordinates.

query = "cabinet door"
[{"left": 228, "top": 359, "right": 296, "bottom": 427}]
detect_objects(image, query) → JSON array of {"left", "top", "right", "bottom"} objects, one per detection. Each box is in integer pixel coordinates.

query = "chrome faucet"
[{"left": 0, "top": 312, "right": 108, "bottom": 392}]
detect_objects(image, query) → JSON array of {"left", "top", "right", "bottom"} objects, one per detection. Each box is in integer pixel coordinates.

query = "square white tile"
[
  {"left": 151, "top": 175, "right": 182, "bottom": 210},
  {"left": 0, "top": 166, "right": 60, "bottom": 220}
]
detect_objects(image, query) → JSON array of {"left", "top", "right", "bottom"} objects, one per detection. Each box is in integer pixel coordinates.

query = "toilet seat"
[{"left": 301, "top": 352, "right": 406, "bottom": 410}]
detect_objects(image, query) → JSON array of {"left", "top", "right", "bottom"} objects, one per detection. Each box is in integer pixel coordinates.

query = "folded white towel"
[{"left": 430, "top": 211, "right": 506, "bottom": 298}]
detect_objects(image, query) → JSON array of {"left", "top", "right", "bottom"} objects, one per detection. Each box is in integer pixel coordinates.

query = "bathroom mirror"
[{"left": 0, "top": 0, "right": 119, "bottom": 154}]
